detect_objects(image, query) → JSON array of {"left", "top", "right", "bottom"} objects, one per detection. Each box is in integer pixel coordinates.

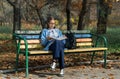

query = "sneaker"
[
  {"left": 59, "top": 69, "right": 64, "bottom": 77},
  {"left": 50, "top": 62, "right": 56, "bottom": 71}
]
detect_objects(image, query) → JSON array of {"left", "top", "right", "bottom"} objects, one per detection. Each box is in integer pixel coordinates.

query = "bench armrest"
[
  {"left": 13, "top": 33, "right": 29, "bottom": 55},
  {"left": 92, "top": 34, "right": 108, "bottom": 47}
]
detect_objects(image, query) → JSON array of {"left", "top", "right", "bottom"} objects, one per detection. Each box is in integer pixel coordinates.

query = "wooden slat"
[
  {"left": 22, "top": 35, "right": 40, "bottom": 39},
  {"left": 76, "top": 38, "right": 92, "bottom": 42},
  {"left": 20, "top": 44, "right": 43, "bottom": 49},
  {"left": 20, "top": 41, "right": 93, "bottom": 49},
  {"left": 28, "top": 47, "right": 107, "bottom": 54},
  {"left": 64, "top": 47, "right": 108, "bottom": 53},
  {"left": 15, "top": 30, "right": 90, "bottom": 34},
  {"left": 15, "top": 30, "right": 41, "bottom": 34},
  {"left": 29, "top": 50, "right": 52, "bottom": 54},
  {"left": 19, "top": 40, "right": 40, "bottom": 44},
  {"left": 74, "top": 34, "right": 92, "bottom": 38},
  {"left": 76, "top": 42, "right": 93, "bottom": 46}
]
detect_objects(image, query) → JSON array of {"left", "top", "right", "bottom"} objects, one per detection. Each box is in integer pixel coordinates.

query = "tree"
[
  {"left": 25, "top": 0, "right": 48, "bottom": 28},
  {"left": 66, "top": 0, "right": 72, "bottom": 30},
  {"left": 24, "top": 0, "right": 66, "bottom": 29},
  {"left": 77, "top": 0, "right": 87, "bottom": 30},
  {"left": 6, "top": 0, "right": 21, "bottom": 34},
  {"left": 97, "top": 0, "right": 111, "bottom": 34}
]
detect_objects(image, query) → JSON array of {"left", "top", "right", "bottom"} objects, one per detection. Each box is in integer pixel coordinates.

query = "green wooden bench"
[{"left": 13, "top": 30, "right": 108, "bottom": 77}]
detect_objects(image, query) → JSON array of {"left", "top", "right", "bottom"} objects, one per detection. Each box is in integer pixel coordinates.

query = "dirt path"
[
  {"left": 0, "top": 67, "right": 120, "bottom": 79},
  {"left": 0, "top": 60, "right": 120, "bottom": 79}
]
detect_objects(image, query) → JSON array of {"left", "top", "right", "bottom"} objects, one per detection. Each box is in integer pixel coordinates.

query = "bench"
[{"left": 13, "top": 30, "right": 108, "bottom": 77}]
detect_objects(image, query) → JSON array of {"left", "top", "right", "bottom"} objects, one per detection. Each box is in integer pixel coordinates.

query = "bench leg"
[
  {"left": 25, "top": 53, "right": 29, "bottom": 78},
  {"left": 90, "top": 52, "right": 95, "bottom": 64},
  {"left": 15, "top": 42, "right": 20, "bottom": 73},
  {"left": 103, "top": 50, "right": 107, "bottom": 68},
  {"left": 15, "top": 53, "right": 19, "bottom": 72}
]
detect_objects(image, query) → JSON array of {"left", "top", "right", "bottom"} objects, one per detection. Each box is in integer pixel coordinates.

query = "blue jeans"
[{"left": 49, "top": 40, "right": 65, "bottom": 69}]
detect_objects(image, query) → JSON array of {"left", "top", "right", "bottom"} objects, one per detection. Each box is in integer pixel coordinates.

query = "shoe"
[
  {"left": 58, "top": 69, "right": 64, "bottom": 77},
  {"left": 50, "top": 62, "right": 56, "bottom": 71}
]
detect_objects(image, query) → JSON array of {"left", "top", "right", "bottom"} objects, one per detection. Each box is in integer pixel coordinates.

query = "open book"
[
  {"left": 44, "top": 36, "right": 67, "bottom": 51},
  {"left": 50, "top": 36, "right": 67, "bottom": 40}
]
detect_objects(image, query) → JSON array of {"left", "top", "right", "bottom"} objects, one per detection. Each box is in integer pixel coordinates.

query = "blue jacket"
[{"left": 40, "top": 28, "right": 65, "bottom": 50}]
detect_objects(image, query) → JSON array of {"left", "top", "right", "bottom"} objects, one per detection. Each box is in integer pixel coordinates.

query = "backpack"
[{"left": 65, "top": 31, "right": 76, "bottom": 49}]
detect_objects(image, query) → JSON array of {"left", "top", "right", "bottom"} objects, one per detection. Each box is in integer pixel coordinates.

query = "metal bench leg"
[
  {"left": 25, "top": 53, "right": 29, "bottom": 78},
  {"left": 15, "top": 41, "right": 20, "bottom": 73},
  {"left": 104, "top": 50, "right": 107, "bottom": 68},
  {"left": 15, "top": 53, "right": 19, "bottom": 72},
  {"left": 90, "top": 52, "right": 95, "bottom": 64}
]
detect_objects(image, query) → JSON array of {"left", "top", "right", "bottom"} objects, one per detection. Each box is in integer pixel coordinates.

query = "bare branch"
[{"left": 6, "top": 0, "right": 15, "bottom": 6}]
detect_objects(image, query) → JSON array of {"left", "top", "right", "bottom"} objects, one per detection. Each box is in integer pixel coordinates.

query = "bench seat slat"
[
  {"left": 64, "top": 47, "right": 107, "bottom": 53},
  {"left": 28, "top": 47, "right": 107, "bottom": 54}
]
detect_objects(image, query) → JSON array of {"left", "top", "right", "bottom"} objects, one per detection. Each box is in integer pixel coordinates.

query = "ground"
[
  {"left": 0, "top": 60, "right": 120, "bottom": 79},
  {"left": 0, "top": 40, "right": 120, "bottom": 79},
  {"left": 0, "top": 52, "right": 120, "bottom": 79}
]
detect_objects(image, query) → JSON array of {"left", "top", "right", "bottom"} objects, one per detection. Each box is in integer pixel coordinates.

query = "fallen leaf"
[
  {"left": 6, "top": 76, "right": 11, "bottom": 79},
  {"left": 109, "top": 76, "right": 115, "bottom": 79},
  {"left": 47, "top": 76, "right": 53, "bottom": 79},
  {"left": 108, "top": 73, "right": 114, "bottom": 76}
]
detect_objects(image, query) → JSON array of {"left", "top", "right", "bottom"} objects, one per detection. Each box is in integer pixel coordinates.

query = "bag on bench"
[{"left": 65, "top": 31, "right": 76, "bottom": 49}]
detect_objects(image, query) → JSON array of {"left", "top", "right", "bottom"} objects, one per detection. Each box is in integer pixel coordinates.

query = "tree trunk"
[
  {"left": 13, "top": 6, "right": 21, "bottom": 32},
  {"left": 66, "top": 0, "right": 72, "bottom": 31},
  {"left": 6, "top": 0, "right": 21, "bottom": 34},
  {"left": 77, "top": 0, "right": 87, "bottom": 30},
  {"left": 97, "top": 0, "right": 109, "bottom": 34},
  {"left": 36, "top": 8, "right": 45, "bottom": 29}
]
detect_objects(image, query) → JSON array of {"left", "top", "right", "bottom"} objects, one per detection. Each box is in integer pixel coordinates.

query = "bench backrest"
[{"left": 14, "top": 30, "right": 93, "bottom": 50}]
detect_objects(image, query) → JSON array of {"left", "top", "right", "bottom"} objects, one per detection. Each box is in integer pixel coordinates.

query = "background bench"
[{"left": 13, "top": 30, "right": 108, "bottom": 77}]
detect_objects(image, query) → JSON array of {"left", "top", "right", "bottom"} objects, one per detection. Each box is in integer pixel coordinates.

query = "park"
[{"left": 0, "top": 0, "right": 120, "bottom": 79}]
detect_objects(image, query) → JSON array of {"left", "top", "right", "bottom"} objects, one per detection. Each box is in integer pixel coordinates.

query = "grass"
[
  {"left": 0, "top": 26, "right": 12, "bottom": 34},
  {"left": 105, "top": 27, "right": 120, "bottom": 53},
  {"left": 0, "top": 26, "right": 12, "bottom": 40}
]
